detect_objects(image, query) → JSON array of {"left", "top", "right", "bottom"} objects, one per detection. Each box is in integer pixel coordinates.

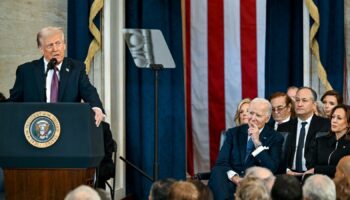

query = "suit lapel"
[
  {"left": 305, "top": 115, "right": 317, "bottom": 147},
  {"left": 34, "top": 58, "right": 46, "bottom": 102},
  {"left": 259, "top": 126, "right": 270, "bottom": 145},
  {"left": 58, "top": 58, "right": 71, "bottom": 101},
  {"left": 239, "top": 125, "right": 248, "bottom": 164}
]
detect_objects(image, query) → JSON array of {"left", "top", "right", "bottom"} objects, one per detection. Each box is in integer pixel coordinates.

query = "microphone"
[
  {"left": 45, "top": 58, "right": 58, "bottom": 76},
  {"left": 44, "top": 58, "right": 58, "bottom": 102}
]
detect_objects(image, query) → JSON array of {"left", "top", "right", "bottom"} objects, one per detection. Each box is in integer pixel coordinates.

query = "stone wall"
[{"left": 0, "top": 0, "right": 67, "bottom": 97}]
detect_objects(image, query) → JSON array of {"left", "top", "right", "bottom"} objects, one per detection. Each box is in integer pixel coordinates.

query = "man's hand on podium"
[{"left": 92, "top": 107, "right": 104, "bottom": 127}]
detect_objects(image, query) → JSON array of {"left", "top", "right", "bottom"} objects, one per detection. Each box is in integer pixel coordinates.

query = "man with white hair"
[
  {"left": 244, "top": 166, "right": 275, "bottom": 191},
  {"left": 65, "top": 185, "right": 101, "bottom": 200},
  {"left": 303, "top": 174, "right": 336, "bottom": 200},
  {"left": 208, "top": 98, "right": 284, "bottom": 200}
]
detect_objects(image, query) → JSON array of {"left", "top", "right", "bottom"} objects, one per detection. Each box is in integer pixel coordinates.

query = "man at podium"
[{"left": 8, "top": 26, "right": 104, "bottom": 127}]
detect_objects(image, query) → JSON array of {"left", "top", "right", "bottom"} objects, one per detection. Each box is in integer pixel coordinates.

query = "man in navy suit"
[
  {"left": 208, "top": 98, "right": 284, "bottom": 200},
  {"left": 9, "top": 26, "right": 104, "bottom": 127},
  {"left": 277, "top": 87, "right": 330, "bottom": 177}
]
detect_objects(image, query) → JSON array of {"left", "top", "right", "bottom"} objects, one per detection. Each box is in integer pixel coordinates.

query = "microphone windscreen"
[{"left": 48, "top": 58, "right": 58, "bottom": 70}]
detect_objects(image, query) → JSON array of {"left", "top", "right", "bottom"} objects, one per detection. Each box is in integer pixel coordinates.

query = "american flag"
[{"left": 185, "top": 0, "right": 267, "bottom": 175}]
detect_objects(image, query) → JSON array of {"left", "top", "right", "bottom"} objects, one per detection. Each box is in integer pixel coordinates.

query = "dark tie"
[
  {"left": 246, "top": 137, "right": 254, "bottom": 161},
  {"left": 296, "top": 122, "right": 307, "bottom": 172},
  {"left": 50, "top": 67, "right": 59, "bottom": 103}
]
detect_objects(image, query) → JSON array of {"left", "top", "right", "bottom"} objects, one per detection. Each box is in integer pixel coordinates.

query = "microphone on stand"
[
  {"left": 45, "top": 58, "right": 58, "bottom": 77},
  {"left": 44, "top": 58, "right": 58, "bottom": 102}
]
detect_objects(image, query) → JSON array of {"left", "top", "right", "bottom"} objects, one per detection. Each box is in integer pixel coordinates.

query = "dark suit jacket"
[
  {"left": 313, "top": 134, "right": 350, "bottom": 177},
  {"left": 209, "top": 124, "right": 284, "bottom": 200},
  {"left": 277, "top": 115, "right": 330, "bottom": 170},
  {"left": 215, "top": 124, "right": 284, "bottom": 175},
  {"left": 9, "top": 57, "right": 103, "bottom": 109}
]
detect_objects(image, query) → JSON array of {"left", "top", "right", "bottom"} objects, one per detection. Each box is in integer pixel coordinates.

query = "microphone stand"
[{"left": 119, "top": 64, "right": 163, "bottom": 182}]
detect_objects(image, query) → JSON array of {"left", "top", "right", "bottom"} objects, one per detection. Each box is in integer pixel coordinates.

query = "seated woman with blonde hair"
[{"left": 233, "top": 98, "right": 251, "bottom": 126}]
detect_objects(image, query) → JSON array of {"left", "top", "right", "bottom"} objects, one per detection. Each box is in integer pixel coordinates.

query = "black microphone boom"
[{"left": 45, "top": 58, "right": 58, "bottom": 76}]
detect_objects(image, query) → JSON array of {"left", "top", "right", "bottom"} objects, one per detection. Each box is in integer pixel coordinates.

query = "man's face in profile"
[{"left": 40, "top": 32, "right": 66, "bottom": 64}]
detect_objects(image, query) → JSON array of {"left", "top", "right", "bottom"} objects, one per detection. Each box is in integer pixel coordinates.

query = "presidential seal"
[{"left": 24, "top": 111, "right": 61, "bottom": 148}]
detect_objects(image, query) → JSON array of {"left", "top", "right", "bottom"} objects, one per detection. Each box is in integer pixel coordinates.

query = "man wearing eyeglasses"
[
  {"left": 277, "top": 87, "right": 330, "bottom": 177},
  {"left": 269, "top": 92, "right": 294, "bottom": 131}
]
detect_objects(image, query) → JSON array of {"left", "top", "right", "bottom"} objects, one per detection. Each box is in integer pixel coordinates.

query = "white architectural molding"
[{"left": 103, "top": 0, "right": 126, "bottom": 199}]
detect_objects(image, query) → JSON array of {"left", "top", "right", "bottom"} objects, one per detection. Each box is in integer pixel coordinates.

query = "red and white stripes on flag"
[{"left": 185, "top": 0, "right": 267, "bottom": 175}]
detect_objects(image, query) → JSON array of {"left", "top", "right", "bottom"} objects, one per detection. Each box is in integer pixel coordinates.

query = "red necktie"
[{"left": 50, "top": 67, "right": 59, "bottom": 103}]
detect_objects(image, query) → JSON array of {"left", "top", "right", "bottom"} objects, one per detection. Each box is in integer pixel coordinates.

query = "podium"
[{"left": 0, "top": 103, "right": 104, "bottom": 200}]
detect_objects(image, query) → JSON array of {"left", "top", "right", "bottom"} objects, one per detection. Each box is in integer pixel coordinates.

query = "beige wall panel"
[{"left": 0, "top": 0, "right": 67, "bottom": 97}]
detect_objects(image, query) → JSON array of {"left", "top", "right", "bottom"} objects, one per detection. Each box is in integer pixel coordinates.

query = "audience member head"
[
  {"left": 287, "top": 86, "right": 298, "bottom": 102},
  {"left": 248, "top": 98, "right": 272, "bottom": 129},
  {"left": 149, "top": 178, "right": 176, "bottom": 200},
  {"left": 37, "top": 26, "right": 66, "bottom": 64},
  {"left": 334, "top": 156, "right": 350, "bottom": 200},
  {"left": 269, "top": 92, "right": 293, "bottom": 124},
  {"left": 234, "top": 98, "right": 251, "bottom": 126},
  {"left": 245, "top": 166, "right": 275, "bottom": 191},
  {"left": 271, "top": 174, "right": 302, "bottom": 200},
  {"left": 188, "top": 180, "right": 213, "bottom": 200},
  {"left": 314, "top": 100, "right": 327, "bottom": 118},
  {"left": 168, "top": 181, "right": 199, "bottom": 200},
  {"left": 330, "top": 104, "right": 350, "bottom": 140},
  {"left": 295, "top": 87, "right": 317, "bottom": 120},
  {"left": 64, "top": 185, "right": 101, "bottom": 200},
  {"left": 235, "top": 177, "right": 270, "bottom": 200},
  {"left": 303, "top": 174, "right": 336, "bottom": 200},
  {"left": 321, "top": 90, "right": 343, "bottom": 118},
  {"left": 0, "top": 92, "right": 5, "bottom": 101}
]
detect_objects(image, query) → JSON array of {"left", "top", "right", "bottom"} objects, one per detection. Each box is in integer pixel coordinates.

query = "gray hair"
[
  {"left": 250, "top": 98, "right": 272, "bottom": 117},
  {"left": 64, "top": 185, "right": 101, "bottom": 200},
  {"left": 303, "top": 174, "right": 336, "bottom": 200},
  {"left": 36, "top": 26, "right": 65, "bottom": 48}
]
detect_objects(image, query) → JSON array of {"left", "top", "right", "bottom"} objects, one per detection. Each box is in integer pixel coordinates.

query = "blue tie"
[
  {"left": 296, "top": 122, "right": 307, "bottom": 172},
  {"left": 246, "top": 137, "right": 254, "bottom": 161}
]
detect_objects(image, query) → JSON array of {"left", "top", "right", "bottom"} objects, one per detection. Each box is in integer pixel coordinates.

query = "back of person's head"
[
  {"left": 235, "top": 177, "right": 270, "bottom": 200},
  {"left": 334, "top": 156, "right": 350, "bottom": 200},
  {"left": 64, "top": 185, "right": 101, "bottom": 200},
  {"left": 271, "top": 174, "right": 302, "bottom": 200},
  {"left": 168, "top": 181, "right": 199, "bottom": 200},
  {"left": 315, "top": 100, "right": 327, "bottom": 118},
  {"left": 149, "top": 178, "right": 176, "bottom": 200},
  {"left": 188, "top": 179, "right": 213, "bottom": 200},
  {"left": 245, "top": 166, "right": 275, "bottom": 191},
  {"left": 303, "top": 174, "right": 335, "bottom": 200}
]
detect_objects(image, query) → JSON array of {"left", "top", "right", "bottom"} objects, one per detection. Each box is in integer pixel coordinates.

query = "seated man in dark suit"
[
  {"left": 208, "top": 98, "right": 284, "bottom": 200},
  {"left": 277, "top": 87, "right": 330, "bottom": 177},
  {"left": 8, "top": 26, "right": 104, "bottom": 127}
]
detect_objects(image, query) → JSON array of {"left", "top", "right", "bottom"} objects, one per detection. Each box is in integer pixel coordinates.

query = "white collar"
[{"left": 44, "top": 58, "right": 62, "bottom": 71}]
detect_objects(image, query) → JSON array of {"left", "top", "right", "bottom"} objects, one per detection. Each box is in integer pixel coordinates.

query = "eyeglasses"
[{"left": 272, "top": 105, "right": 287, "bottom": 112}]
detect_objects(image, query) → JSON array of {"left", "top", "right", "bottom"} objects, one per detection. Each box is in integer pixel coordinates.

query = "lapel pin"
[
  {"left": 66, "top": 68, "right": 69, "bottom": 72},
  {"left": 263, "top": 137, "right": 267, "bottom": 140}
]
